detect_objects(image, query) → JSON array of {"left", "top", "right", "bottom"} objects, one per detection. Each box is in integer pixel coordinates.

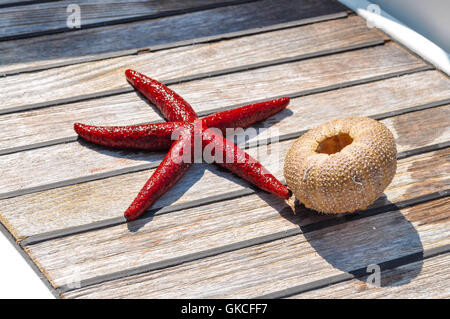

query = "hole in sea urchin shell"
[{"left": 316, "top": 133, "right": 353, "bottom": 155}]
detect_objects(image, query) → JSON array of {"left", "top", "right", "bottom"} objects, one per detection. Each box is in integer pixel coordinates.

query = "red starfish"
[{"left": 74, "top": 70, "right": 290, "bottom": 221}]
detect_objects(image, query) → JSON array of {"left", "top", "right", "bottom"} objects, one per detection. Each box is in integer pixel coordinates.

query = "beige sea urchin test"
[{"left": 284, "top": 117, "right": 397, "bottom": 214}]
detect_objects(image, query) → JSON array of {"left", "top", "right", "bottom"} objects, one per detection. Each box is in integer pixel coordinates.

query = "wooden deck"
[{"left": 0, "top": 0, "right": 449, "bottom": 299}]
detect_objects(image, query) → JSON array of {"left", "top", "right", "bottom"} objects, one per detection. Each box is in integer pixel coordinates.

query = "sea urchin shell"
[{"left": 284, "top": 117, "right": 397, "bottom": 214}]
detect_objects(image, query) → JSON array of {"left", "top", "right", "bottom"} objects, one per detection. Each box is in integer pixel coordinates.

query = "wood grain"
[
  {"left": 0, "top": 141, "right": 166, "bottom": 195},
  {"left": 0, "top": 0, "right": 253, "bottom": 38},
  {"left": 58, "top": 197, "right": 450, "bottom": 298},
  {"left": 290, "top": 253, "right": 450, "bottom": 299},
  {"left": 0, "top": 69, "right": 448, "bottom": 153},
  {"left": 0, "top": 15, "right": 382, "bottom": 111},
  {"left": 0, "top": 0, "right": 345, "bottom": 73}
]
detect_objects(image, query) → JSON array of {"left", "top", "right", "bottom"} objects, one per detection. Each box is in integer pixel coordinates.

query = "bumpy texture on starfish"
[{"left": 74, "top": 70, "right": 290, "bottom": 221}]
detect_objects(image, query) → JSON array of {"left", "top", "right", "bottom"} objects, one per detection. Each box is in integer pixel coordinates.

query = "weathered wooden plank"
[
  {"left": 0, "top": 15, "right": 382, "bottom": 112},
  {"left": 0, "top": 141, "right": 166, "bottom": 195},
  {"left": 0, "top": 69, "right": 448, "bottom": 154},
  {"left": 0, "top": 0, "right": 345, "bottom": 74},
  {"left": 59, "top": 197, "right": 450, "bottom": 298},
  {"left": 382, "top": 104, "right": 450, "bottom": 151},
  {"left": 290, "top": 253, "right": 450, "bottom": 299},
  {"left": 0, "top": 0, "right": 254, "bottom": 39},
  {"left": 0, "top": 44, "right": 430, "bottom": 196}
]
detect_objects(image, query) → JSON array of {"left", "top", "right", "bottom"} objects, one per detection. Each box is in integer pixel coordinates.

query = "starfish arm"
[
  {"left": 202, "top": 97, "right": 289, "bottom": 133},
  {"left": 202, "top": 129, "right": 290, "bottom": 200},
  {"left": 124, "top": 127, "right": 194, "bottom": 221},
  {"left": 74, "top": 122, "right": 183, "bottom": 151},
  {"left": 125, "top": 69, "right": 198, "bottom": 122}
]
